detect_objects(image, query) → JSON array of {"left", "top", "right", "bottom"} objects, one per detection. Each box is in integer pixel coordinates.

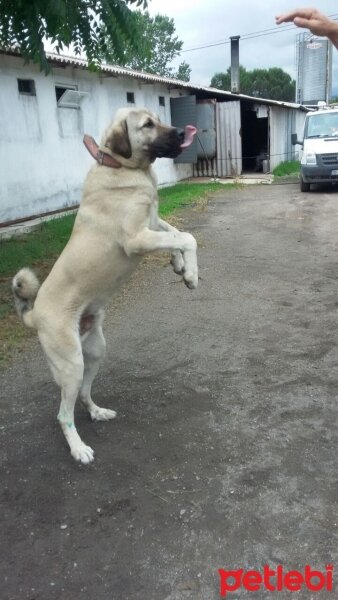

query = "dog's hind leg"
[
  {"left": 80, "top": 321, "right": 117, "bottom": 422},
  {"left": 39, "top": 329, "right": 94, "bottom": 464}
]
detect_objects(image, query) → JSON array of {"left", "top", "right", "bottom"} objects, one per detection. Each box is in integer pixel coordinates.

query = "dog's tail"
[{"left": 12, "top": 268, "right": 40, "bottom": 329}]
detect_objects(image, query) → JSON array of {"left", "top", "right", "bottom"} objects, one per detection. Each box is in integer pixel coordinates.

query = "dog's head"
[{"left": 100, "top": 108, "right": 196, "bottom": 168}]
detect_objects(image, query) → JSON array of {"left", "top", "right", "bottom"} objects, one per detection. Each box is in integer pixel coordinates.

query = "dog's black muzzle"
[{"left": 150, "top": 128, "right": 185, "bottom": 160}]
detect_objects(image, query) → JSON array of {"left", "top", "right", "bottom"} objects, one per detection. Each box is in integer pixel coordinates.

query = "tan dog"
[{"left": 12, "top": 107, "right": 198, "bottom": 464}]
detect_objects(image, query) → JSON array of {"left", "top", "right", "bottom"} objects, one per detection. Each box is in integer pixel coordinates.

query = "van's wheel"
[{"left": 300, "top": 178, "right": 310, "bottom": 192}]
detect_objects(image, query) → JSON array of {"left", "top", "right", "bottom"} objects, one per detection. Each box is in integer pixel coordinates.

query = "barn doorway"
[{"left": 241, "top": 101, "right": 269, "bottom": 173}]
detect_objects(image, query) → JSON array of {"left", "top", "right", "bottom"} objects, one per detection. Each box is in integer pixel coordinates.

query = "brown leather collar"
[{"left": 83, "top": 134, "right": 122, "bottom": 169}]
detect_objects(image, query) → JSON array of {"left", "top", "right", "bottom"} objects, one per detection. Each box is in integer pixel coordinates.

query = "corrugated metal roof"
[{"left": 1, "top": 47, "right": 308, "bottom": 111}]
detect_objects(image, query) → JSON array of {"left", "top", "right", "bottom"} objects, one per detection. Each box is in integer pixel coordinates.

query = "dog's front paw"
[
  {"left": 183, "top": 269, "right": 198, "bottom": 290},
  {"left": 170, "top": 251, "right": 185, "bottom": 275},
  {"left": 71, "top": 443, "right": 95, "bottom": 464}
]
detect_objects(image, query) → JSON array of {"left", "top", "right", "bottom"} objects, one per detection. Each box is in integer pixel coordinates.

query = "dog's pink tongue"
[{"left": 180, "top": 125, "right": 197, "bottom": 149}]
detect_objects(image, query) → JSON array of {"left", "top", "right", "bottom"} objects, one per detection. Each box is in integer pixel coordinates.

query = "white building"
[{"left": 0, "top": 49, "right": 308, "bottom": 226}]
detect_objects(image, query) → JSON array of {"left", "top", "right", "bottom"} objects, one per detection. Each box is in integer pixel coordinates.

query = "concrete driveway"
[{"left": 1, "top": 182, "right": 338, "bottom": 599}]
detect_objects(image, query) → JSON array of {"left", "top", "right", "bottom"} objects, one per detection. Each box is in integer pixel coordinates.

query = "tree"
[
  {"left": 0, "top": 0, "right": 147, "bottom": 74},
  {"left": 211, "top": 66, "right": 296, "bottom": 102},
  {"left": 103, "top": 11, "right": 191, "bottom": 79},
  {"left": 211, "top": 66, "right": 249, "bottom": 93},
  {"left": 175, "top": 61, "right": 191, "bottom": 82}
]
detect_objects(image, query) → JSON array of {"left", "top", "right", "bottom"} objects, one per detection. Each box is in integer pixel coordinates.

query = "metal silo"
[{"left": 295, "top": 33, "right": 332, "bottom": 105}]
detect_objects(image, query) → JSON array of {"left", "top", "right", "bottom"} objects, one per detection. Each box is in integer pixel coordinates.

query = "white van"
[{"left": 292, "top": 104, "right": 338, "bottom": 192}]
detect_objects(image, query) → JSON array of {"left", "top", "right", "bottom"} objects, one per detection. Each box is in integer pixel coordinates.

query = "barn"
[{"left": 0, "top": 49, "right": 308, "bottom": 226}]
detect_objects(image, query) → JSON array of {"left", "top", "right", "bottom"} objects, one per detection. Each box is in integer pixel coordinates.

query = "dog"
[{"left": 12, "top": 107, "right": 198, "bottom": 464}]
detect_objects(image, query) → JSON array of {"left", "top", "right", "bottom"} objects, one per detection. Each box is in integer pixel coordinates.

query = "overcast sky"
[{"left": 147, "top": 0, "right": 338, "bottom": 91}]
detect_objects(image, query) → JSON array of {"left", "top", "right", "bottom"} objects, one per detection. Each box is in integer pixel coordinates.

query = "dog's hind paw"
[
  {"left": 71, "top": 443, "right": 95, "bottom": 464},
  {"left": 90, "top": 407, "right": 117, "bottom": 422}
]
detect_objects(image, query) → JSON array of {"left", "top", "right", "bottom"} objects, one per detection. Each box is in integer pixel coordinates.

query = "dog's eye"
[{"left": 144, "top": 119, "right": 155, "bottom": 128}]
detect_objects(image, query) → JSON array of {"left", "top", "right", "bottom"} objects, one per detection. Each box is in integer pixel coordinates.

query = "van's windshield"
[{"left": 306, "top": 113, "right": 338, "bottom": 138}]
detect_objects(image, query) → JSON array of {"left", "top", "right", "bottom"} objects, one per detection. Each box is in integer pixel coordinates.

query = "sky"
[{"left": 147, "top": 0, "right": 338, "bottom": 93}]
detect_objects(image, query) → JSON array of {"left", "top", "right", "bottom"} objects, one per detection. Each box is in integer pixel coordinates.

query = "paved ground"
[{"left": 1, "top": 182, "right": 338, "bottom": 599}]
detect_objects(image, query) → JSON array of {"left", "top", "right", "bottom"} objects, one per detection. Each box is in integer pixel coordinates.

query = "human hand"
[{"left": 275, "top": 8, "right": 336, "bottom": 37}]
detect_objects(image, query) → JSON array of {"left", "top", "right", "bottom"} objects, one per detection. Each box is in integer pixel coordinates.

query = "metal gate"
[
  {"left": 194, "top": 100, "right": 242, "bottom": 178},
  {"left": 170, "top": 96, "right": 197, "bottom": 164}
]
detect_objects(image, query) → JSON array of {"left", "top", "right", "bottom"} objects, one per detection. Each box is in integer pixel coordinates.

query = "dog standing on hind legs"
[{"left": 12, "top": 107, "right": 198, "bottom": 464}]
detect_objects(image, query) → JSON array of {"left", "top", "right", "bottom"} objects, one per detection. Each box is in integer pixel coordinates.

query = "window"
[
  {"left": 55, "top": 85, "right": 87, "bottom": 108},
  {"left": 55, "top": 85, "right": 76, "bottom": 102},
  {"left": 159, "top": 96, "right": 165, "bottom": 107},
  {"left": 126, "top": 92, "right": 135, "bottom": 104},
  {"left": 17, "top": 79, "right": 36, "bottom": 96},
  {"left": 306, "top": 112, "right": 338, "bottom": 139}
]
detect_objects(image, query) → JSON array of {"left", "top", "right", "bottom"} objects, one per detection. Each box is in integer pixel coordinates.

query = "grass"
[
  {"left": 0, "top": 213, "right": 76, "bottom": 276},
  {"left": 0, "top": 181, "right": 230, "bottom": 367},
  {"left": 158, "top": 182, "right": 230, "bottom": 216},
  {"left": 0, "top": 182, "right": 227, "bottom": 277},
  {"left": 273, "top": 160, "right": 300, "bottom": 177}
]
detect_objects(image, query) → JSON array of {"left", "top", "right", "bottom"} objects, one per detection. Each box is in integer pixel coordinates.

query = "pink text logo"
[{"left": 218, "top": 565, "right": 333, "bottom": 596}]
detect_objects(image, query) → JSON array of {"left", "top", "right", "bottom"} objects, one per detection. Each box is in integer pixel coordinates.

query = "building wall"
[
  {"left": 269, "top": 106, "right": 306, "bottom": 171},
  {"left": 194, "top": 101, "right": 306, "bottom": 176},
  {"left": 0, "top": 54, "right": 192, "bottom": 224},
  {"left": 216, "top": 101, "right": 242, "bottom": 176}
]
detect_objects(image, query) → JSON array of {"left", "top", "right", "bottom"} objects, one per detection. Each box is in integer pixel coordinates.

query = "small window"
[
  {"left": 126, "top": 92, "right": 135, "bottom": 104},
  {"left": 55, "top": 85, "right": 87, "bottom": 109},
  {"left": 18, "top": 79, "right": 36, "bottom": 96},
  {"left": 55, "top": 84, "right": 76, "bottom": 102},
  {"left": 159, "top": 96, "right": 165, "bottom": 107}
]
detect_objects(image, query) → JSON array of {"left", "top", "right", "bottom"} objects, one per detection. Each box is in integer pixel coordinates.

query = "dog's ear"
[{"left": 107, "top": 119, "right": 132, "bottom": 159}]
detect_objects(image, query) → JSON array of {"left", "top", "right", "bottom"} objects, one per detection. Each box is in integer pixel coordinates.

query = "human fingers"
[{"left": 275, "top": 8, "right": 315, "bottom": 25}]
